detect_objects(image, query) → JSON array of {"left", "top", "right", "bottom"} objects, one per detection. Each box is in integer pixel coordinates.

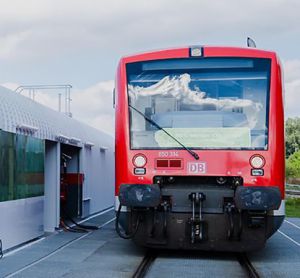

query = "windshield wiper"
[{"left": 129, "top": 104, "right": 199, "bottom": 160}]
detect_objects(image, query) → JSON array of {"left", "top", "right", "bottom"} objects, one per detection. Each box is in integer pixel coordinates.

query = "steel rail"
[
  {"left": 237, "top": 253, "right": 261, "bottom": 278},
  {"left": 132, "top": 251, "right": 156, "bottom": 278}
]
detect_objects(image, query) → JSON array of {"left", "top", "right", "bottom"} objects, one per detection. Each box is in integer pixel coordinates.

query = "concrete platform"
[
  {"left": 0, "top": 209, "right": 144, "bottom": 278},
  {"left": 0, "top": 211, "right": 299, "bottom": 278}
]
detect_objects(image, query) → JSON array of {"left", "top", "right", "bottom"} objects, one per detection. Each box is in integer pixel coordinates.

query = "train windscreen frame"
[{"left": 126, "top": 57, "right": 271, "bottom": 150}]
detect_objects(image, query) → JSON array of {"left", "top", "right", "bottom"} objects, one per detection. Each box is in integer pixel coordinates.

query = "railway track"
[
  {"left": 133, "top": 251, "right": 260, "bottom": 278},
  {"left": 237, "top": 253, "right": 260, "bottom": 278},
  {"left": 132, "top": 251, "right": 157, "bottom": 278}
]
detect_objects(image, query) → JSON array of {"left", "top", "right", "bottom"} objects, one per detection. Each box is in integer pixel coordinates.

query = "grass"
[{"left": 286, "top": 198, "right": 300, "bottom": 218}]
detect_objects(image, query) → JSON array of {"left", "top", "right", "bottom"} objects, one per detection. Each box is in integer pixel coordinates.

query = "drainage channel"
[{"left": 133, "top": 251, "right": 260, "bottom": 278}]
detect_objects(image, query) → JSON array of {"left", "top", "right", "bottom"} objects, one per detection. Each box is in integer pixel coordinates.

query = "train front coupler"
[{"left": 188, "top": 192, "right": 207, "bottom": 244}]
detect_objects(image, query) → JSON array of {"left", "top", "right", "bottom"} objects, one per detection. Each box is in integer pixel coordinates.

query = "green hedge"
[
  {"left": 286, "top": 151, "right": 300, "bottom": 179},
  {"left": 286, "top": 198, "right": 300, "bottom": 218}
]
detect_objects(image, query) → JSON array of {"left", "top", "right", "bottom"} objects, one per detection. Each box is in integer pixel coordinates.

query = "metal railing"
[
  {"left": 286, "top": 184, "right": 300, "bottom": 197},
  {"left": 15, "top": 84, "right": 73, "bottom": 117}
]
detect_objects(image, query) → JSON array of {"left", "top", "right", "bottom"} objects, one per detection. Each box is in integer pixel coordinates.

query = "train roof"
[{"left": 120, "top": 46, "right": 277, "bottom": 64}]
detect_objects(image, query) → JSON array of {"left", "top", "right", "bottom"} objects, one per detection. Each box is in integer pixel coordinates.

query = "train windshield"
[{"left": 126, "top": 57, "right": 271, "bottom": 150}]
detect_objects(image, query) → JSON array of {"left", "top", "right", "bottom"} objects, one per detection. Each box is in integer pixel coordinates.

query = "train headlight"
[
  {"left": 133, "top": 154, "right": 147, "bottom": 167},
  {"left": 250, "top": 155, "right": 265, "bottom": 169}
]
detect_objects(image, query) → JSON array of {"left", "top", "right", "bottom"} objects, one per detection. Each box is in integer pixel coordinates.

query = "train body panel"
[{"left": 114, "top": 46, "right": 285, "bottom": 251}]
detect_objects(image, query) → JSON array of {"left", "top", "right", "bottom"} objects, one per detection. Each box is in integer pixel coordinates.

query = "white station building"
[{"left": 0, "top": 86, "right": 114, "bottom": 251}]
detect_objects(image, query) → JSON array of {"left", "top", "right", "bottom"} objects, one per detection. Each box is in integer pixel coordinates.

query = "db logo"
[{"left": 188, "top": 162, "right": 206, "bottom": 174}]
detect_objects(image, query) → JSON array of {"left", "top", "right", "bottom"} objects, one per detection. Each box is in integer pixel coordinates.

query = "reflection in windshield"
[
  {"left": 129, "top": 73, "right": 262, "bottom": 129},
  {"left": 127, "top": 58, "right": 270, "bottom": 150}
]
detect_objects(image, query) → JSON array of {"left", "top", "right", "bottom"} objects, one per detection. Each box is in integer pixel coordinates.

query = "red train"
[{"left": 114, "top": 45, "right": 285, "bottom": 252}]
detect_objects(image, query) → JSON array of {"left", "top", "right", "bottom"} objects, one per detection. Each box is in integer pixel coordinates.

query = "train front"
[{"left": 115, "top": 46, "right": 285, "bottom": 252}]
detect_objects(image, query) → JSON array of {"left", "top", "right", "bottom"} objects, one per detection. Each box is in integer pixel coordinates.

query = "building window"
[{"left": 0, "top": 130, "right": 44, "bottom": 202}]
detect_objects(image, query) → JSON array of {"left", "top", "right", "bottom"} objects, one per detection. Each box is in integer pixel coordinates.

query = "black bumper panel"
[
  {"left": 234, "top": 186, "right": 281, "bottom": 210},
  {"left": 119, "top": 184, "right": 161, "bottom": 207}
]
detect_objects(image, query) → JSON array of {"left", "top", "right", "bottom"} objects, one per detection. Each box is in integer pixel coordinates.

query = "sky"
[{"left": 0, "top": 0, "right": 300, "bottom": 135}]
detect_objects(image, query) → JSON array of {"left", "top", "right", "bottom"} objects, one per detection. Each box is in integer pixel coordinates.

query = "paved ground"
[
  {"left": 0, "top": 209, "right": 144, "bottom": 278},
  {"left": 145, "top": 252, "right": 247, "bottom": 278},
  {"left": 249, "top": 218, "right": 300, "bottom": 278},
  {"left": 0, "top": 211, "right": 299, "bottom": 278}
]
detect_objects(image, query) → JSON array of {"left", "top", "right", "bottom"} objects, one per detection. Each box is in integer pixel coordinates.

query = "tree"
[
  {"left": 286, "top": 150, "right": 300, "bottom": 178},
  {"left": 285, "top": 117, "right": 300, "bottom": 158}
]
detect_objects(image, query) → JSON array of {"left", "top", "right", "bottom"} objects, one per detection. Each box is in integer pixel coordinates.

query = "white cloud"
[
  {"left": 1, "top": 0, "right": 300, "bottom": 62},
  {"left": 1, "top": 0, "right": 300, "bottom": 124},
  {"left": 283, "top": 60, "right": 300, "bottom": 83},
  {"left": 283, "top": 60, "right": 300, "bottom": 118},
  {"left": 285, "top": 80, "right": 300, "bottom": 118},
  {"left": 0, "top": 31, "right": 31, "bottom": 59},
  {"left": 71, "top": 80, "right": 115, "bottom": 134}
]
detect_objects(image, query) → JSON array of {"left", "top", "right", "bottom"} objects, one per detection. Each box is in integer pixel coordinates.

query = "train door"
[
  {"left": 44, "top": 140, "right": 60, "bottom": 232},
  {"left": 60, "top": 144, "right": 83, "bottom": 219}
]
